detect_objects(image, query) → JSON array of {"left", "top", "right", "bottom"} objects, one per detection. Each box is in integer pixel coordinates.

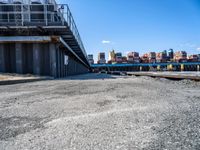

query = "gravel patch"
[{"left": 0, "top": 73, "right": 199, "bottom": 150}]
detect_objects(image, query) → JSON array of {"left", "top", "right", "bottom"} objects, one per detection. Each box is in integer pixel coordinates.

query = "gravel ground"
[
  {"left": 0, "top": 73, "right": 49, "bottom": 81},
  {"left": 0, "top": 73, "right": 200, "bottom": 150}
]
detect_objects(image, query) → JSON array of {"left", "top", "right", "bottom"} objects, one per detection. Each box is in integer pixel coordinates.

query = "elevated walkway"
[
  {"left": 0, "top": 2, "right": 90, "bottom": 77},
  {"left": 0, "top": 3, "right": 90, "bottom": 68}
]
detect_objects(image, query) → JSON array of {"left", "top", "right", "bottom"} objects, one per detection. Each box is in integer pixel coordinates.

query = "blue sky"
[{"left": 58, "top": 0, "right": 200, "bottom": 62}]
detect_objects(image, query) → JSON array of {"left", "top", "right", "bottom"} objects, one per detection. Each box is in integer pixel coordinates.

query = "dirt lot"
[
  {"left": 0, "top": 73, "right": 199, "bottom": 150},
  {"left": 0, "top": 73, "right": 48, "bottom": 81}
]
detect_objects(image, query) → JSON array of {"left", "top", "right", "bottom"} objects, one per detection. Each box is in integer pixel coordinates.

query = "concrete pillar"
[
  {"left": 64, "top": 54, "right": 67, "bottom": 77},
  {"left": 50, "top": 43, "right": 57, "bottom": 78},
  {"left": 15, "top": 43, "right": 23, "bottom": 74},
  {"left": 181, "top": 64, "right": 184, "bottom": 72},
  {"left": 33, "top": 43, "right": 41, "bottom": 75},
  {"left": 0, "top": 44, "right": 5, "bottom": 72},
  {"left": 167, "top": 64, "right": 173, "bottom": 71},
  {"left": 157, "top": 65, "right": 160, "bottom": 71},
  {"left": 140, "top": 66, "right": 143, "bottom": 71},
  {"left": 197, "top": 65, "right": 200, "bottom": 72}
]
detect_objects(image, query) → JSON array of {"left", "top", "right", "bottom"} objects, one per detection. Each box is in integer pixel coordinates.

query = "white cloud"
[
  {"left": 197, "top": 48, "right": 200, "bottom": 51},
  {"left": 180, "top": 42, "right": 196, "bottom": 48},
  {"left": 102, "top": 40, "right": 111, "bottom": 44}
]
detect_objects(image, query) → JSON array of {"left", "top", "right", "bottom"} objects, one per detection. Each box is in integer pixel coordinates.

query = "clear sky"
[{"left": 58, "top": 0, "right": 200, "bottom": 62}]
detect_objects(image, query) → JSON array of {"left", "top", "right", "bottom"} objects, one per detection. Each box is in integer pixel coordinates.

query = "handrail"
[{"left": 0, "top": 3, "right": 89, "bottom": 64}]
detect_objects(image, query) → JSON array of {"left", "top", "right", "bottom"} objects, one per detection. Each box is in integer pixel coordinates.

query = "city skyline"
[
  {"left": 91, "top": 48, "right": 200, "bottom": 63},
  {"left": 59, "top": 0, "right": 200, "bottom": 62},
  {"left": 91, "top": 49, "right": 200, "bottom": 63}
]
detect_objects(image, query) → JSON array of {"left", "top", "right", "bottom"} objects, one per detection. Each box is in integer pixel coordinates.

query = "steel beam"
[{"left": 59, "top": 37, "right": 90, "bottom": 68}]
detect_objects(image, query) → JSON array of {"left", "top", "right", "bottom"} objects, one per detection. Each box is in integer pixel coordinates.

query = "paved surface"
[{"left": 0, "top": 73, "right": 200, "bottom": 150}]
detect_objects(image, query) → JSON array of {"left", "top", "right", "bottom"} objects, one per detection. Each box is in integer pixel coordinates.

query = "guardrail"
[
  {"left": 91, "top": 62, "right": 200, "bottom": 68},
  {"left": 0, "top": 3, "right": 88, "bottom": 60}
]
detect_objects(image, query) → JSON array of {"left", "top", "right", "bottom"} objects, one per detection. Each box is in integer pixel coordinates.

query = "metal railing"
[{"left": 0, "top": 3, "right": 88, "bottom": 59}]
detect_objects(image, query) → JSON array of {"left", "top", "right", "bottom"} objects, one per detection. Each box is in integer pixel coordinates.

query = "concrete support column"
[
  {"left": 50, "top": 43, "right": 57, "bottom": 78},
  {"left": 181, "top": 64, "right": 184, "bottom": 72},
  {"left": 33, "top": 43, "right": 41, "bottom": 75},
  {"left": 15, "top": 43, "right": 23, "bottom": 74},
  {"left": 0, "top": 44, "right": 5, "bottom": 72},
  {"left": 140, "top": 66, "right": 143, "bottom": 71},
  {"left": 167, "top": 64, "right": 173, "bottom": 71},
  {"left": 64, "top": 54, "right": 67, "bottom": 77},
  {"left": 157, "top": 65, "right": 160, "bottom": 71},
  {"left": 197, "top": 65, "right": 200, "bottom": 72}
]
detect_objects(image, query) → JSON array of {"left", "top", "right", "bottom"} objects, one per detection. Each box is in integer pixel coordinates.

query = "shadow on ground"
[{"left": 58, "top": 73, "right": 117, "bottom": 80}]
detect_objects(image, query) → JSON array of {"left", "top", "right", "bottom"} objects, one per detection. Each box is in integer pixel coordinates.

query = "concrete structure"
[
  {"left": 0, "top": 1, "right": 90, "bottom": 78},
  {"left": 91, "top": 62, "right": 200, "bottom": 72}
]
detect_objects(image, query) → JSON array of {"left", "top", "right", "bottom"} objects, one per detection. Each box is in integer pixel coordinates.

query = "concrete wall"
[{"left": 0, "top": 43, "right": 89, "bottom": 78}]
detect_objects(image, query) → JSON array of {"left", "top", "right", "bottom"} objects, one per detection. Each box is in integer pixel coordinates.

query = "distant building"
[
  {"left": 97, "top": 52, "right": 106, "bottom": 64},
  {"left": 127, "top": 52, "right": 140, "bottom": 63},
  {"left": 115, "top": 52, "right": 122, "bottom": 63},
  {"left": 108, "top": 50, "right": 116, "bottom": 62},
  {"left": 148, "top": 52, "right": 156, "bottom": 63},
  {"left": 174, "top": 51, "right": 187, "bottom": 63},
  {"left": 198, "top": 54, "right": 200, "bottom": 61},
  {"left": 122, "top": 56, "right": 127, "bottom": 63},
  {"left": 141, "top": 53, "right": 149, "bottom": 63},
  {"left": 88, "top": 54, "right": 94, "bottom": 64},
  {"left": 167, "top": 49, "right": 174, "bottom": 61},
  {"left": 188, "top": 54, "right": 198, "bottom": 62},
  {"left": 156, "top": 51, "right": 167, "bottom": 63}
]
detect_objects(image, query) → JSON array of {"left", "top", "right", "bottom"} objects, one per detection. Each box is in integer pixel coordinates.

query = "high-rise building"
[
  {"left": 174, "top": 51, "right": 187, "bottom": 63},
  {"left": 115, "top": 52, "right": 122, "bottom": 63},
  {"left": 167, "top": 49, "right": 174, "bottom": 60},
  {"left": 108, "top": 50, "right": 116, "bottom": 62},
  {"left": 97, "top": 52, "right": 106, "bottom": 64},
  {"left": 148, "top": 52, "right": 156, "bottom": 63},
  {"left": 88, "top": 54, "right": 94, "bottom": 64}
]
